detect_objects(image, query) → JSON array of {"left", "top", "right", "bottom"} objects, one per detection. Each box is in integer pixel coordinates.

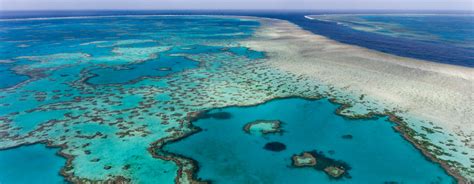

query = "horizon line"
[{"left": 1, "top": 9, "right": 473, "bottom": 12}]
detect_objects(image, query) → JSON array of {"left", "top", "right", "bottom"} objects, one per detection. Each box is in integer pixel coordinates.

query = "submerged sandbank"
[{"left": 238, "top": 17, "right": 473, "bottom": 180}]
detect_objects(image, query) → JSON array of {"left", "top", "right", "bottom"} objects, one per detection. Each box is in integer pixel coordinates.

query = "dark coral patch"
[
  {"left": 341, "top": 134, "right": 353, "bottom": 139},
  {"left": 263, "top": 142, "right": 286, "bottom": 152},
  {"left": 310, "top": 151, "right": 351, "bottom": 179},
  {"left": 196, "top": 111, "right": 232, "bottom": 120},
  {"left": 291, "top": 150, "right": 351, "bottom": 179}
]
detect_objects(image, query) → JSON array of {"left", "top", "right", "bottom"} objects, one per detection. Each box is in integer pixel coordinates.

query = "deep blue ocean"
[{"left": 1, "top": 10, "right": 473, "bottom": 67}]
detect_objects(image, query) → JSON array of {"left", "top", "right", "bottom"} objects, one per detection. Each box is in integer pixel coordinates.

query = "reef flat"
[
  {"left": 292, "top": 151, "right": 349, "bottom": 179},
  {"left": 243, "top": 119, "right": 282, "bottom": 135},
  {"left": 0, "top": 15, "right": 471, "bottom": 183}
]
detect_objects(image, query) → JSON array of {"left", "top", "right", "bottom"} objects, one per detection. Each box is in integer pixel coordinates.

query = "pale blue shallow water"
[
  {"left": 164, "top": 98, "right": 454, "bottom": 183},
  {"left": 0, "top": 144, "right": 67, "bottom": 184}
]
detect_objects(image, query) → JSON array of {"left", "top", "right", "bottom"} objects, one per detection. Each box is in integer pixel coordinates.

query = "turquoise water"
[
  {"left": 0, "top": 15, "right": 266, "bottom": 183},
  {"left": 86, "top": 51, "right": 200, "bottom": 85},
  {"left": 164, "top": 98, "right": 454, "bottom": 183},
  {"left": 0, "top": 14, "right": 464, "bottom": 183},
  {"left": 86, "top": 45, "right": 263, "bottom": 85},
  {"left": 2, "top": 11, "right": 472, "bottom": 67},
  {"left": 0, "top": 16, "right": 259, "bottom": 88},
  {"left": 0, "top": 144, "right": 67, "bottom": 184},
  {"left": 0, "top": 62, "right": 29, "bottom": 88}
]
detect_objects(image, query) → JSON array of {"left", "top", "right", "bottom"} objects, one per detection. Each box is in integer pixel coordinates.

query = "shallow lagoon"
[
  {"left": 164, "top": 98, "right": 454, "bottom": 183},
  {"left": 0, "top": 144, "right": 67, "bottom": 184}
]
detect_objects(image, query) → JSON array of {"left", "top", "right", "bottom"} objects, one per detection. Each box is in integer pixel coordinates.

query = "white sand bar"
[{"left": 239, "top": 17, "right": 474, "bottom": 179}]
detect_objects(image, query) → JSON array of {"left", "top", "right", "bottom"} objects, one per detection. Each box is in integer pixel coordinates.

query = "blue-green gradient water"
[
  {"left": 164, "top": 98, "right": 454, "bottom": 183},
  {"left": 0, "top": 13, "right": 462, "bottom": 183},
  {"left": 2, "top": 11, "right": 471, "bottom": 67},
  {"left": 0, "top": 15, "right": 265, "bottom": 183},
  {"left": 0, "top": 16, "right": 259, "bottom": 88}
]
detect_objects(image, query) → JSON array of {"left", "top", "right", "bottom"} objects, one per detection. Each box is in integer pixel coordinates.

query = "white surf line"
[{"left": 305, "top": 13, "right": 474, "bottom": 19}]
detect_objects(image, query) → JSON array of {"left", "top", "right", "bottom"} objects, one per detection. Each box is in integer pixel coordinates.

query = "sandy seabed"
[{"left": 238, "top": 17, "right": 474, "bottom": 180}]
